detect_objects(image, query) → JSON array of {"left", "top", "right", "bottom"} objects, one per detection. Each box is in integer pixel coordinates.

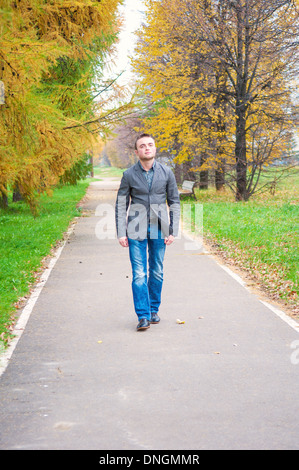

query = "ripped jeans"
[{"left": 128, "top": 227, "right": 166, "bottom": 320}]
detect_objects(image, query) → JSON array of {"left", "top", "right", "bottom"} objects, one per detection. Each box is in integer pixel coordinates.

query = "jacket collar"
[
  {"left": 137, "top": 159, "right": 156, "bottom": 172},
  {"left": 134, "top": 160, "right": 160, "bottom": 191}
]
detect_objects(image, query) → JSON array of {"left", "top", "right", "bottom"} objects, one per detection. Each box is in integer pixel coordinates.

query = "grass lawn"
[
  {"left": 0, "top": 180, "right": 90, "bottom": 346},
  {"left": 181, "top": 168, "right": 299, "bottom": 313},
  {"left": 93, "top": 165, "right": 124, "bottom": 178}
]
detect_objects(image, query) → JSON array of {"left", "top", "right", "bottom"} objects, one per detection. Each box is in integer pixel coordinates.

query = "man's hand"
[
  {"left": 118, "top": 236, "right": 129, "bottom": 247},
  {"left": 164, "top": 235, "right": 175, "bottom": 245}
]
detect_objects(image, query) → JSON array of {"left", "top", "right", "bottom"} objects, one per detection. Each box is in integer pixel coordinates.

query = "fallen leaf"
[{"left": 176, "top": 319, "right": 185, "bottom": 324}]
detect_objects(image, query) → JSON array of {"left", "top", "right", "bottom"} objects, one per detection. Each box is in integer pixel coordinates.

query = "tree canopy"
[
  {"left": 132, "top": 0, "right": 299, "bottom": 200},
  {"left": 0, "top": 0, "right": 125, "bottom": 213}
]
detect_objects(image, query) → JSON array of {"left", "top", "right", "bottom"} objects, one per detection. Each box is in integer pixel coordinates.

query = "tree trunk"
[
  {"left": 215, "top": 163, "right": 225, "bottom": 191},
  {"left": 13, "top": 183, "right": 23, "bottom": 202},
  {"left": 199, "top": 170, "right": 209, "bottom": 189},
  {"left": 235, "top": 107, "right": 247, "bottom": 200},
  {"left": 198, "top": 152, "right": 208, "bottom": 189},
  {"left": 0, "top": 189, "right": 8, "bottom": 209},
  {"left": 174, "top": 163, "right": 183, "bottom": 185},
  {"left": 214, "top": 4, "right": 228, "bottom": 192},
  {"left": 235, "top": 0, "right": 248, "bottom": 201}
]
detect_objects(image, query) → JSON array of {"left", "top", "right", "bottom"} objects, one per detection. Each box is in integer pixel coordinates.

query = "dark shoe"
[
  {"left": 137, "top": 318, "right": 150, "bottom": 331},
  {"left": 150, "top": 312, "right": 160, "bottom": 324}
]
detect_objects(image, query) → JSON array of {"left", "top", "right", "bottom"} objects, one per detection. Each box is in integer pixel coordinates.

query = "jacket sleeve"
[
  {"left": 115, "top": 171, "right": 130, "bottom": 238},
  {"left": 166, "top": 170, "right": 180, "bottom": 237}
]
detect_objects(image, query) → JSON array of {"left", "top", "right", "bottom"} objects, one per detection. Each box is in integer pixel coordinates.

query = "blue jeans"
[{"left": 128, "top": 227, "right": 166, "bottom": 320}]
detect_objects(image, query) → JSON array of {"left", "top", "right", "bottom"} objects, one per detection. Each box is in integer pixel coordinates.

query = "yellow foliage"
[
  {"left": 131, "top": 0, "right": 298, "bottom": 188},
  {"left": 0, "top": 0, "right": 122, "bottom": 212}
]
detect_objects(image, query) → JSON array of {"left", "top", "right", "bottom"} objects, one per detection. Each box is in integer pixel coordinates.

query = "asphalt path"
[{"left": 0, "top": 178, "right": 298, "bottom": 451}]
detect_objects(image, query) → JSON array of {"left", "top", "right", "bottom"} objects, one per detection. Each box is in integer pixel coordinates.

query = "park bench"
[{"left": 178, "top": 180, "right": 197, "bottom": 200}]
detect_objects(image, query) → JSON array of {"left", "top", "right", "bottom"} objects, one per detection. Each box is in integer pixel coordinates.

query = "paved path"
[{"left": 0, "top": 179, "right": 298, "bottom": 450}]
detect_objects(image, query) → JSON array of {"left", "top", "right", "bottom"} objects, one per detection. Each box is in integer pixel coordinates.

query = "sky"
[{"left": 111, "top": 0, "right": 146, "bottom": 85}]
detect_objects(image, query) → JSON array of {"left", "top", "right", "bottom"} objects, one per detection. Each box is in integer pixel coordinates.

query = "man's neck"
[{"left": 139, "top": 158, "right": 155, "bottom": 172}]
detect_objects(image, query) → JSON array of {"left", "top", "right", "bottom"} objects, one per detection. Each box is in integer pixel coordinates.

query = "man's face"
[{"left": 135, "top": 136, "right": 156, "bottom": 161}]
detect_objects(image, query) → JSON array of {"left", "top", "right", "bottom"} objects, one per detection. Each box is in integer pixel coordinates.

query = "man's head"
[
  {"left": 134, "top": 133, "right": 156, "bottom": 163},
  {"left": 134, "top": 133, "right": 155, "bottom": 150}
]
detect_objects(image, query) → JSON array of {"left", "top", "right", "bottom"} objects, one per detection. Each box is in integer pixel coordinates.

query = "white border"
[
  {"left": 0, "top": 224, "right": 75, "bottom": 378},
  {"left": 182, "top": 224, "right": 299, "bottom": 334},
  {"left": 215, "top": 258, "right": 299, "bottom": 333}
]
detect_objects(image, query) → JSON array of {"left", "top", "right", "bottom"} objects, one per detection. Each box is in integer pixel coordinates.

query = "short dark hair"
[{"left": 134, "top": 133, "right": 155, "bottom": 150}]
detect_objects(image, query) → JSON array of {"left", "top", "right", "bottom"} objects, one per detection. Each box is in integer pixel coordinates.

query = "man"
[{"left": 115, "top": 133, "right": 180, "bottom": 331}]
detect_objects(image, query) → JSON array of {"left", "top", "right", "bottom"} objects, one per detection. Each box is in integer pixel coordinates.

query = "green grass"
[
  {"left": 182, "top": 168, "right": 299, "bottom": 309},
  {"left": 0, "top": 180, "right": 89, "bottom": 345},
  {"left": 93, "top": 165, "right": 125, "bottom": 178}
]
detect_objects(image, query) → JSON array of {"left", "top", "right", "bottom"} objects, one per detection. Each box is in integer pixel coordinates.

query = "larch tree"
[{"left": 0, "top": 0, "right": 125, "bottom": 213}]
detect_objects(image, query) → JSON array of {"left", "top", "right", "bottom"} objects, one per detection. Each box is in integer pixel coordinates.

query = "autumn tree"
[
  {"left": 132, "top": 0, "right": 299, "bottom": 200},
  {"left": 0, "top": 0, "right": 125, "bottom": 213},
  {"left": 200, "top": 0, "right": 299, "bottom": 200}
]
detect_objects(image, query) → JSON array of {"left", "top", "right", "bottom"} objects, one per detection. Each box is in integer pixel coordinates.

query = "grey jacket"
[{"left": 115, "top": 161, "right": 180, "bottom": 240}]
